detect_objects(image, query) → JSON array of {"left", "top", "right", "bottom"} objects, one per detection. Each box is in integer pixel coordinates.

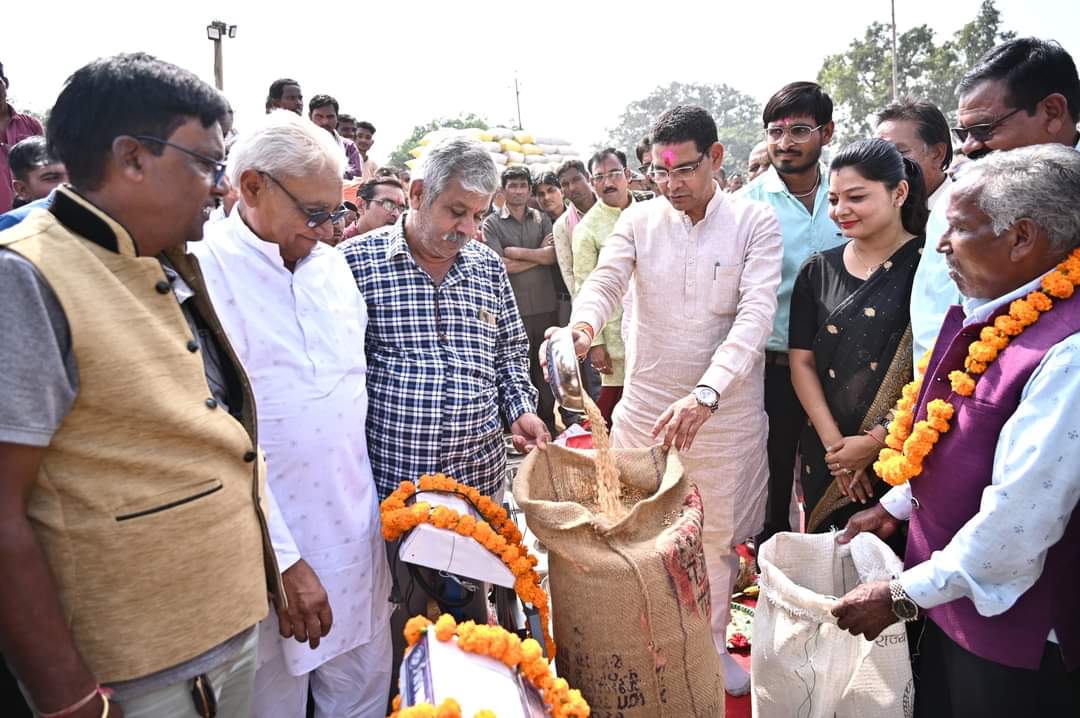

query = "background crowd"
[{"left": 0, "top": 28, "right": 1078, "bottom": 718}]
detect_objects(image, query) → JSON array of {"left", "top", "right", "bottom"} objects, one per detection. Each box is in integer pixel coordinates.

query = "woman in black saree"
[{"left": 789, "top": 138, "right": 929, "bottom": 534}]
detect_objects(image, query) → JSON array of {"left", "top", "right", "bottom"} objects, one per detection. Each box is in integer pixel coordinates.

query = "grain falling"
[{"left": 582, "top": 394, "right": 625, "bottom": 519}]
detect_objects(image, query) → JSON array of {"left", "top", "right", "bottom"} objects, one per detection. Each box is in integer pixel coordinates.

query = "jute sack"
[
  {"left": 513, "top": 444, "right": 723, "bottom": 718},
  {"left": 752, "top": 531, "right": 915, "bottom": 718}
]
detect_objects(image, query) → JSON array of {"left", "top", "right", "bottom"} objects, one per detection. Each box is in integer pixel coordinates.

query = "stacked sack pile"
[{"left": 407, "top": 126, "right": 586, "bottom": 175}]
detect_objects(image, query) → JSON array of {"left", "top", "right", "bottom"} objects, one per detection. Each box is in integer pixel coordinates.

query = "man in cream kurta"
[
  {"left": 190, "top": 110, "right": 391, "bottom": 717},
  {"left": 568, "top": 105, "right": 781, "bottom": 695},
  {"left": 195, "top": 208, "right": 392, "bottom": 715}
]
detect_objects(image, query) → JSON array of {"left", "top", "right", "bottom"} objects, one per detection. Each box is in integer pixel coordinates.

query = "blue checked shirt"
[{"left": 339, "top": 218, "right": 536, "bottom": 500}]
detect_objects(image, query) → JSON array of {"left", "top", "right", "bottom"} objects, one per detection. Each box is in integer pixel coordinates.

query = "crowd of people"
[{"left": 0, "top": 33, "right": 1078, "bottom": 718}]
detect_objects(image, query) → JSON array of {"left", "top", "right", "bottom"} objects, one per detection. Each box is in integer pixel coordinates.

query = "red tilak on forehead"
[{"left": 661, "top": 149, "right": 677, "bottom": 166}]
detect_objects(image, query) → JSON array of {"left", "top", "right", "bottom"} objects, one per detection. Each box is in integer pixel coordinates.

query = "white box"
[
  {"left": 398, "top": 492, "right": 516, "bottom": 588},
  {"left": 401, "top": 631, "right": 549, "bottom": 717}
]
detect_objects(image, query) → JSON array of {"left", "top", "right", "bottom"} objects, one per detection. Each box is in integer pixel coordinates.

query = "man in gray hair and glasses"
[{"left": 192, "top": 109, "right": 392, "bottom": 717}]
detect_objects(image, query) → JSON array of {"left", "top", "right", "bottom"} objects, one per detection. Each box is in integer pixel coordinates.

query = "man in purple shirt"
[{"left": 1, "top": 62, "right": 45, "bottom": 212}]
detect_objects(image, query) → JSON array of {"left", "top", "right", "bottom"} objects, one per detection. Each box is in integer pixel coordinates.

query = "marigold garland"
[
  {"left": 874, "top": 248, "right": 1080, "bottom": 486},
  {"left": 388, "top": 615, "right": 590, "bottom": 718},
  {"left": 380, "top": 474, "right": 555, "bottom": 658}
]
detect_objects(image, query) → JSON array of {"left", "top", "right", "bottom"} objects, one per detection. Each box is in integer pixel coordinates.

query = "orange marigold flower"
[
  {"left": 1008, "top": 299, "right": 1039, "bottom": 326},
  {"left": 434, "top": 613, "right": 457, "bottom": 642},
  {"left": 967, "top": 340, "right": 997, "bottom": 363},
  {"left": 404, "top": 615, "right": 432, "bottom": 646},
  {"left": 1042, "top": 272, "right": 1075, "bottom": 299},
  {"left": 993, "top": 315, "right": 1024, "bottom": 336},
  {"left": 474, "top": 711, "right": 496, "bottom": 718},
  {"left": 434, "top": 699, "right": 461, "bottom": 718},
  {"left": 454, "top": 515, "right": 477, "bottom": 536},
  {"left": 978, "top": 326, "right": 1010, "bottom": 351},
  {"left": 927, "top": 399, "right": 955, "bottom": 421},
  {"left": 949, "top": 370, "right": 976, "bottom": 396},
  {"left": 1026, "top": 291, "right": 1053, "bottom": 312},
  {"left": 964, "top": 357, "right": 988, "bottom": 374}
]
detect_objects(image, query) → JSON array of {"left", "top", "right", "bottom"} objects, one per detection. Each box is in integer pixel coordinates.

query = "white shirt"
[
  {"left": 925, "top": 176, "right": 949, "bottom": 212},
  {"left": 883, "top": 272, "right": 1080, "bottom": 634},
  {"left": 570, "top": 183, "right": 782, "bottom": 539},
  {"left": 191, "top": 210, "right": 391, "bottom": 674}
]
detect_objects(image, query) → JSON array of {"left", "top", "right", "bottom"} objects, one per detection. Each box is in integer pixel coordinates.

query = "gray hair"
[
  {"left": 960, "top": 143, "right": 1080, "bottom": 254},
  {"left": 226, "top": 109, "right": 344, "bottom": 187},
  {"left": 418, "top": 136, "right": 498, "bottom": 208}
]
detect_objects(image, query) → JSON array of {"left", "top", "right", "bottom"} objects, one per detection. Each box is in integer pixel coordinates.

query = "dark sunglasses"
[
  {"left": 950, "top": 107, "right": 1023, "bottom": 144},
  {"left": 259, "top": 171, "right": 348, "bottom": 228},
  {"left": 135, "top": 135, "right": 227, "bottom": 187}
]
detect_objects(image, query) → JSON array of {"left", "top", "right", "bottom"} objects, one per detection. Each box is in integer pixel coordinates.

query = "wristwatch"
[
  {"left": 692, "top": 385, "right": 719, "bottom": 414},
  {"left": 889, "top": 579, "right": 919, "bottom": 622}
]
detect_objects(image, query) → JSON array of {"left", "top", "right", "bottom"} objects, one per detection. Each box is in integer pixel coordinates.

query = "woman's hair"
[{"left": 829, "top": 137, "right": 928, "bottom": 236}]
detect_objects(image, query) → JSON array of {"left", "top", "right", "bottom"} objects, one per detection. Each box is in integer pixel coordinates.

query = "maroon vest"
[{"left": 905, "top": 293, "right": 1080, "bottom": 671}]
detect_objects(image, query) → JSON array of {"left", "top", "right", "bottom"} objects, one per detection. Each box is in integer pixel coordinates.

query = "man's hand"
[
  {"left": 588, "top": 346, "right": 612, "bottom": 375},
  {"left": 542, "top": 233, "right": 555, "bottom": 248},
  {"left": 832, "top": 580, "right": 897, "bottom": 639},
  {"left": 539, "top": 326, "right": 592, "bottom": 382},
  {"left": 511, "top": 413, "right": 551, "bottom": 453},
  {"left": 276, "top": 559, "right": 332, "bottom": 650},
  {"left": 836, "top": 503, "right": 902, "bottom": 545},
  {"left": 650, "top": 394, "right": 712, "bottom": 452}
]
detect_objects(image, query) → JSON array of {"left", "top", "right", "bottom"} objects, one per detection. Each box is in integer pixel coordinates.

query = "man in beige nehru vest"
[{"left": 0, "top": 54, "right": 279, "bottom": 717}]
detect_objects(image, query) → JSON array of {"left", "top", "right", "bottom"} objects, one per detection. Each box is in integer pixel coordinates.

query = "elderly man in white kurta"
[
  {"left": 191, "top": 111, "right": 392, "bottom": 717},
  {"left": 566, "top": 106, "right": 781, "bottom": 696}
]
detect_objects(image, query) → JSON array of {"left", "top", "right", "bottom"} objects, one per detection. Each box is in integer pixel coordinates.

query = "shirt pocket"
[{"left": 706, "top": 263, "right": 743, "bottom": 316}]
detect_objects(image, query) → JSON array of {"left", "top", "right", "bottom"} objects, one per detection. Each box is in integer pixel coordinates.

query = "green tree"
[
  {"left": 387, "top": 113, "right": 490, "bottom": 169},
  {"left": 604, "top": 81, "right": 762, "bottom": 176},
  {"left": 818, "top": 0, "right": 1015, "bottom": 146}
]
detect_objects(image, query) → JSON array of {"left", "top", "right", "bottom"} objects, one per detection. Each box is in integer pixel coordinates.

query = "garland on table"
[
  {"left": 380, "top": 474, "right": 555, "bottom": 657},
  {"left": 389, "top": 615, "right": 589, "bottom": 718},
  {"left": 874, "top": 248, "right": 1080, "bottom": 486}
]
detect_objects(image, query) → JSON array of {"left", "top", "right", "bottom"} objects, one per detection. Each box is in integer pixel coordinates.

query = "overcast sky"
[{"left": 5, "top": 0, "right": 1078, "bottom": 164}]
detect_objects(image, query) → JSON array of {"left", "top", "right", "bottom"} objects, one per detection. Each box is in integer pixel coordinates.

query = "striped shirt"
[{"left": 339, "top": 217, "right": 536, "bottom": 499}]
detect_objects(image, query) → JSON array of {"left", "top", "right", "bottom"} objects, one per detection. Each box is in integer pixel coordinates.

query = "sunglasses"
[
  {"left": 950, "top": 107, "right": 1024, "bottom": 144},
  {"left": 259, "top": 171, "right": 348, "bottom": 228}
]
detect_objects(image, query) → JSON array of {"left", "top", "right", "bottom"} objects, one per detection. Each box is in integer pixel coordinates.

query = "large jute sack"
[
  {"left": 752, "top": 531, "right": 914, "bottom": 718},
  {"left": 513, "top": 444, "right": 723, "bottom": 718}
]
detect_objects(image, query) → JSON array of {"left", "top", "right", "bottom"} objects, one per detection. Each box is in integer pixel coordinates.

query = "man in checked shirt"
[{"left": 339, "top": 135, "right": 549, "bottom": 696}]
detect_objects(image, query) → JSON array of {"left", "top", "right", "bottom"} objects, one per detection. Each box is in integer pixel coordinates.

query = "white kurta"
[
  {"left": 192, "top": 210, "right": 391, "bottom": 676},
  {"left": 571, "top": 185, "right": 781, "bottom": 639}
]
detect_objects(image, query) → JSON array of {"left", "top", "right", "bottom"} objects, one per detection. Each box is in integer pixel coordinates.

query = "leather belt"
[{"left": 764, "top": 350, "right": 790, "bottom": 367}]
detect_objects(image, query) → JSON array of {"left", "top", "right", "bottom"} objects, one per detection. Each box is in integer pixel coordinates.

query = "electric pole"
[
  {"left": 891, "top": 0, "right": 899, "bottom": 101},
  {"left": 514, "top": 74, "right": 523, "bottom": 131}
]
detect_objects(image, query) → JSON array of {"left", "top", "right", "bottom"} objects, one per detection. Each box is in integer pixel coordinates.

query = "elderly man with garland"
[{"left": 834, "top": 144, "right": 1080, "bottom": 718}]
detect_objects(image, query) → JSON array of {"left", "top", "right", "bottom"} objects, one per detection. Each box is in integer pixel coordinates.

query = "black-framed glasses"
[
  {"left": 647, "top": 153, "right": 706, "bottom": 183},
  {"left": 259, "top": 171, "right": 348, "bottom": 228},
  {"left": 135, "top": 135, "right": 227, "bottom": 187},
  {"left": 765, "top": 124, "right": 824, "bottom": 144},
  {"left": 950, "top": 107, "right": 1024, "bottom": 144},
  {"left": 638, "top": 162, "right": 652, "bottom": 174},
  {"left": 368, "top": 198, "right": 406, "bottom": 214}
]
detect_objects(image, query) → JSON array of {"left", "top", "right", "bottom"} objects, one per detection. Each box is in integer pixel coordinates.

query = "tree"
[
  {"left": 604, "top": 81, "right": 762, "bottom": 176},
  {"left": 387, "top": 113, "right": 490, "bottom": 169},
  {"left": 818, "top": 0, "right": 1015, "bottom": 146}
]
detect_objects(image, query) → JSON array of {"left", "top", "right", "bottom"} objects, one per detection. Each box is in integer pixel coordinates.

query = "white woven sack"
[
  {"left": 751, "top": 531, "right": 914, "bottom": 718},
  {"left": 489, "top": 152, "right": 508, "bottom": 166}
]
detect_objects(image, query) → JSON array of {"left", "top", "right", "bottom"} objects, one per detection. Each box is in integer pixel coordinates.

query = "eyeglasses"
[
  {"left": 638, "top": 163, "right": 652, "bottom": 174},
  {"left": 647, "top": 153, "right": 706, "bottom": 183},
  {"left": 950, "top": 107, "right": 1024, "bottom": 144},
  {"left": 368, "top": 198, "right": 406, "bottom": 214},
  {"left": 765, "top": 124, "right": 824, "bottom": 144},
  {"left": 258, "top": 171, "right": 348, "bottom": 228},
  {"left": 592, "top": 168, "right": 627, "bottom": 184},
  {"left": 135, "top": 135, "right": 227, "bottom": 187}
]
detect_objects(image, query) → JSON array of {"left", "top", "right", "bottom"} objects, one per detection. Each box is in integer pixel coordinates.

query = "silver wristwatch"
[
  {"left": 692, "top": 385, "right": 719, "bottom": 413},
  {"left": 889, "top": 579, "right": 919, "bottom": 622}
]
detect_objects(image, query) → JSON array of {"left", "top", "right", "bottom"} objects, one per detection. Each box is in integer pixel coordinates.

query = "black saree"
[{"left": 790, "top": 238, "right": 922, "bottom": 533}]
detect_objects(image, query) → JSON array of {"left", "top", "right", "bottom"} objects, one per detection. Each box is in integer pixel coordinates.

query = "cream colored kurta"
[{"left": 571, "top": 184, "right": 781, "bottom": 639}]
